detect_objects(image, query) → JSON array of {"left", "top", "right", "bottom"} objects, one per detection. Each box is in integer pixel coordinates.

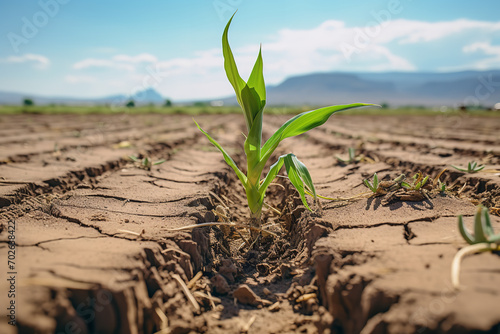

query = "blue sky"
[{"left": 1, "top": 0, "right": 500, "bottom": 101}]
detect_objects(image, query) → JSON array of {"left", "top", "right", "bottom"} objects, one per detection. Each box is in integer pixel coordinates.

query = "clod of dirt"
[
  {"left": 218, "top": 258, "right": 237, "bottom": 283},
  {"left": 211, "top": 274, "right": 230, "bottom": 295},
  {"left": 233, "top": 284, "right": 260, "bottom": 306}
]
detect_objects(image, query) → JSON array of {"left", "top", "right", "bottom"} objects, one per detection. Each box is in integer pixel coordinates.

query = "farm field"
[{"left": 0, "top": 111, "right": 499, "bottom": 333}]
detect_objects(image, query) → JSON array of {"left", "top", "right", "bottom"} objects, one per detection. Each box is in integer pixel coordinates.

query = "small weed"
[
  {"left": 336, "top": 147, "right": 356, "bottom": 164},
  {"left": 432, "top": 168, "right": 448, "bottom": 193},
  {"left": 452, "top": 206, "right": 500, "bottom": 289},
  {"left": 129, "top": 155, "right": 166, "bottom": 171},
  {"left": 363, "top": 173, "right": 379, "bottom": 193},
  {"left": 363, "top": 173, "right": 406, "bottom": 196},
  {"left": 437, "top": 180, "right": 447, "bottom": 192},
  {"left": 336, "top": 147, "right": 375, "bottom": 164},
  {"left": 363, "top": 172, "right": 444, "bottom": 204},
  {"left": 451, "top": 161, "right": 485, "bottom": 173},
  {"left": 401, "top": 172, "right": 429, "bottom": 191}
]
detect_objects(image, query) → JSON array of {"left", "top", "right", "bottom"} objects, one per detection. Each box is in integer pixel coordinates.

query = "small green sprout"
[
  {"left": 129, "top": 155, "right": 166, "bottom": 171},
  {"left": 195, "top": 13, "right": 376, "bottom": 232},
  {"left": 458, "top": 205, "right": 500, "bottom": 245},
  {"left": 437, "top": 180, "right": 446, "bottom": 192},
  {"left": 336, "top": 147, "right": 356, "bottom": 164},
  {"left": 336, "top": 147, "right": 375, "bottom": 164},
  {"left": 452, "top": 206, "right": 500, "bottom": 289},
  {"left": 432, "top": 168, "right": 447, "bottom": 193},
  {"left": 364, "top": 173, "right": 406, "bottom": 195},
  {"left": 451, "top": 161, "right": 485, "bottom": 173},
  {"left": 364, "top": 173, "right": 379, "bottom": 193},
  {"left": 401, "top": 172, "right": 429, "bottom": 191}
]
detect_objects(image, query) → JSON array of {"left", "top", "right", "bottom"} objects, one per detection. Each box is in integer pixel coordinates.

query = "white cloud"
[
  {"left": 462, "top": 41, "right": 500, "bottom": 69},
  {"left": 73, "top": 58, "right": 135, "bottom": 71},
  {"left": 68, "top": 18, "right": 500, "bottom": 100},
  {"left": 113, "top": 53, "right": 158, "bottom": 63},
  {"left": 377, "top": 19, "right": 500, "bottom": 44},
  {"left": 1, "top": 54, "right": 50, "bottom": 69},
  {"left": 73, "top": 53, "right": 157, "bottom": 71}
]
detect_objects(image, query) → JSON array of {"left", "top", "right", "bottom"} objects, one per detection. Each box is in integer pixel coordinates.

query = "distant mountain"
[
  {"left": 1, "top": 70, "right": 499, "bottom": 107},
  {"left": 218, "top": 70, "right": 500, "bottom": 107},
  {"left": 0, "top": 88, "right": 166, "bottom": 106}
]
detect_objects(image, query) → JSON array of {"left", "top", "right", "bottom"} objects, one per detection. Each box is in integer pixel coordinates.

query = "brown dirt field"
[{"left": 0, "top": 112, "right": 499, "bottom": 334}]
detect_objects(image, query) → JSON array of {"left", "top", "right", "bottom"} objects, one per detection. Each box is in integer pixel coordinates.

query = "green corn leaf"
[
  {"left": 451, "top": 165, "right": 467, "bottom": 172},
  {"left": 153, "top": 159, "right": 166, "bottom": 166},
  {"left": 373, "top": 173, "right": 379, "bottom": 189},
  {"left": 336, "top": 156, "right": 347, "bottom": 163},
  {"left": 222, "top": 13, "right": 246, "bottom": 115},
  {"left": 439, "top": 181, "right": 446, "bottom": 192},
  {"left": 258, "top": 154, "right": 316, "bottom": 207},
  {"left": 194, "top": 120, "right": 247, "bottom": 186},
  {"left": 290, "top": 154, "right": 316, "bottom": 199},
  {"left": 401, "top": 181, "right": 412, "bottom": 189},
  {"left": 258, "top": 155, "right": 286, "bottom": 202},
  {"left": 245, "top": 108, "right": 264, "bottom": 181},
  {"left": 482, "top": 206, "right": 495, "bottom": 236},
  {"left": 240, "top": 85, "right": 265, "bottom": 130},
  {"left": 348, "top": 147, "right": 355, "bottom": 161},
  {"left": 247, "top": 46, "right": 266, "bottom": 108},
  {"left": 284, "top": 154, "right": 312, "bottom": 210},
  {"left": 473, "top": 206, "right": 488, "bottom": 243},
  {"left": 260, "top": 103, "right": 376, "bottom": 165},
  {"left": 489, "top": 234, "right": 500, "bottom": 244},
  {"left": 475, "top": 164, "right": 486, "bottom": 172},
  {"left": 364, "top": 179, "right": 374, "bottom": 192},
  {"left": 222, "top": 12, "right": 265, "bottom": 132},
  {"left": 421, "top": 175, "right": 429, "bottom": 187},
  {"left": 458, "top": 215, "right": 475, "bottom": 245}
]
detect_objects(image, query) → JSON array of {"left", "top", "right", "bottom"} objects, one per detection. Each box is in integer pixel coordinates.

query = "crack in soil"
[
  {"left": 5, "top": 114, "right": 500, "bottom": 334},
  {"left": 54, "top": 202, "right": 190, "bottom": 218},
  {"left": 84, "top": 193, "right": 195, "bottom": 205},
  {"left": 15, "top": 235, "right": 108, "bottom": 248}
]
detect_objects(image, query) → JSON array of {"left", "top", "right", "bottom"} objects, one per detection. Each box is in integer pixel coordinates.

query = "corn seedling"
[
  {"left": 436, "top": 180, "right": 447, "bottom": 192},
  {"left": 451, "top": 161, "right": 485, "bottom": 173},
  {"left": 336, "top": 147, "right": 375, "bottom": 164},
  {"left": 364, "top": 173, "right": 406, "bottom": 195},
  {"left": 452, "top": 206, "right": 500, "bottom": 289},
  {"left": 364, "top": 173, "right": 380, "bottom": 193},
  {"left": 194, "top": 13, "right": 376, "bottom": 232},
  {"left": 432, "top": 168, "right": 447, "bottom": 193},
  {"left": 401, "top": 172, "right": 429, "bottom": 191},
  {"left": 129, "top": 155, "right": 166, "bottom": 171},
  {"left": 336, "top": 147, "right": 356, "bottom": 164}
]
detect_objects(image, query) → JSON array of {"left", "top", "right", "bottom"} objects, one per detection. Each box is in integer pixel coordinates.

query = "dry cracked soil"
[{"left": 0, "top": 112, "right": 499, "bottom": 334}]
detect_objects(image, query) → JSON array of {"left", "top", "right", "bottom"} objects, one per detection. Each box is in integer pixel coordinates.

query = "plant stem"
[
  {"left": 451, "top": 242, "right": 499, "bottom": 289},
  {"left": 245, "top": 168, "right": 263, "bottom": 224}
]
